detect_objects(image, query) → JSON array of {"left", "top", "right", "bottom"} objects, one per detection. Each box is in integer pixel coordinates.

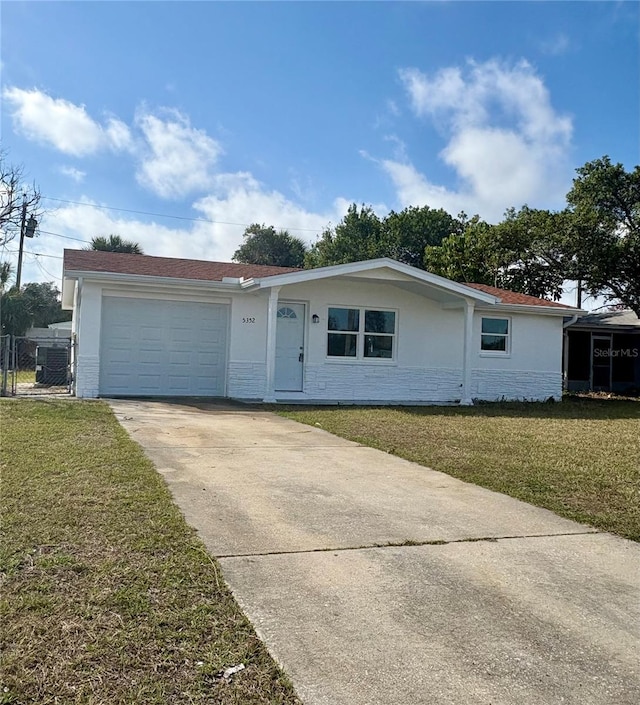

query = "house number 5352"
[{"left": 242, "top": 317, "right": 256, "bottom": 324}]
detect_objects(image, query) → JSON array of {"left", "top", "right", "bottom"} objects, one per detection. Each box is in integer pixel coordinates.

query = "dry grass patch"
[
  {"left": 280, "top": 398, "right": 640, "bottom": 541},
  {"left": 0, "top": 399, "right": 300, "bottom": 705}
]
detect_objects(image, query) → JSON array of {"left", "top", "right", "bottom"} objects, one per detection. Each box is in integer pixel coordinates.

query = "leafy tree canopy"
[
  {"left": 305, "top": 203, "right": 458, "bottom": 269},
  {"left": 424, "top": 215, "right": 497, "bottom": 285},
  {"left": 385, "top": 205, "right": 460, "bottom": 268},
  {"left": 565, "top": 157, "right": 640, "bottom": 316},
  {"left": 0, "top": 281, "right": 70, "bottom": 337},
  {"left": 89, "top": 235, "right": 144, "bottom": 254},
  {"left": 1, "top": 262, "right": 12, "bottom": 289},
  {"left": 424, "top": 208, "right": 572, "bottom": 300},
  {"left": 233, "top": 224, "right": 307, "bottom": 268},
  {"left": 305, "top": 205, "right": 385, "bottom": 268},
  {"left": 423, "top": 158, "right": 639, "bottom": 308}
]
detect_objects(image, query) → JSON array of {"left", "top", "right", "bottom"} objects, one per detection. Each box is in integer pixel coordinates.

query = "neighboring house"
[
  {"left": 25, "top": 324, "right": 72, "bottom": 340},
  {"left": 565, "top": 310, "right": 640, "bottom": 394},
  {"left": 61, "top": 249, "right": 581, "bottom": 404},
  {"left": 48, "top": 320, "right": 73, "bottom": 330}
]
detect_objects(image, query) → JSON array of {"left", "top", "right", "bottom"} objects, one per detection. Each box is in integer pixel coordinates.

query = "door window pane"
[{"left": 328, "top": 308, "right": 359, "bottom": 332}]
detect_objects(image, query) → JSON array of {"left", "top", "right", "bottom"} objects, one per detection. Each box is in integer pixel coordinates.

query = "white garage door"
[{"left": 100, "top": 297, "right": 229, "bottom": 396}]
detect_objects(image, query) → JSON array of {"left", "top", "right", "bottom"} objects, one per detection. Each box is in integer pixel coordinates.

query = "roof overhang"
[
  {"left": 61, "top": 269, "right": 246, "bottom": 309},
  {"left": 475, "top": 302, "right": 586, "bottom": 317}
]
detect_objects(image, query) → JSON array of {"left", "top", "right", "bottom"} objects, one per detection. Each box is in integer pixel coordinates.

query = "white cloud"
[
  {"left": 3, "top": 87, "right": 104, "bottom": 156},
  {"left": 383, "top": 59, "right": 574, "bottom": 221},
  {"left": 135, "top": 110, "right": 223, "bottom": 199},
  {"left": 33, "top": 176, "right": 348, "bottom": 285},
  {"left": 2, "top": 87, "right": 133, "bottom": 156},
  {"left": 540, "top": 33, "right": 571, "bottom": 56},
  {"left": 59, "top": 166, "right": 86, "bottom": 183},
  {"left": 194, "top": 171, "right": 339, "bottom": 244},
  {"left": 105, "top": 117, "right": 134, "bottom": 152},
  {"left": 3, "top": 87, "right": 224, "bottom": 200}
]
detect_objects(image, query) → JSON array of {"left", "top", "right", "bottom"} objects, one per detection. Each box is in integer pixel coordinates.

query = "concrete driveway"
[{"left": 109, "top": 399, "right": 640, "bottom": 705}]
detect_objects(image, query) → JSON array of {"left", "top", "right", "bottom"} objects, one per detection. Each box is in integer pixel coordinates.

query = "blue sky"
[{"left": 1, "top": 1, "right": 638, "bottom": 298}]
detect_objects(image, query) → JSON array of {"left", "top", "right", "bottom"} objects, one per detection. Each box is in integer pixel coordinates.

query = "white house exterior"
[{"left": 62, "top": 250, "right": 580, "bottom": 404}]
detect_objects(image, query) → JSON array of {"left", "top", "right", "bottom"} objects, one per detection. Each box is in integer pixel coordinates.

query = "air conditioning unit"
[{"left": 35, "top": 345, "right": 70, "bottom": 386}]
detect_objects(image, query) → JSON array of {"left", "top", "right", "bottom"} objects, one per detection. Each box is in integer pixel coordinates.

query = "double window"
[
  {"left": 481, "top": 317, "right": 510, "bottom": 353},
  {"left": 327, "top": 307, "right": 396, "bottom": 359}
]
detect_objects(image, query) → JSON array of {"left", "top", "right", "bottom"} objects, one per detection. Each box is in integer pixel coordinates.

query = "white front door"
[{"left": 275, "top": 303, "right": 305, "bottom": 391}]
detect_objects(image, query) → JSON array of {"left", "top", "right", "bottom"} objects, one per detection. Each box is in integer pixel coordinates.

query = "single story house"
[
  {"left": 565, "top": 309, "right": 640, "bottom": 394},
  {"left": 61, "top": 249, "right": 581, "bottom": 404}
]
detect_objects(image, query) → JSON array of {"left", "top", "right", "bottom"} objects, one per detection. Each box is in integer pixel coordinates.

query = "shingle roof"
[
  {"left": 63, "top": 250, "right": 577, "bottom": 309},
  {"left": 63, "top": 249, "right": 301, "bottom": 281},
  {"left": 464, "top": 283, "right": 576, "bottom": 309},
  {"left": 571, "top": 309, "right": 639, "bottom": 328}
]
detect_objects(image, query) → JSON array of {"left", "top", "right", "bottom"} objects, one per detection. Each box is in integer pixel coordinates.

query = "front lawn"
[
  {"left": 280, "top": 398, "right": 640, "bottom": 541},
  {"left": 0, "top": 399, "right": 300, "bottom": 705}
]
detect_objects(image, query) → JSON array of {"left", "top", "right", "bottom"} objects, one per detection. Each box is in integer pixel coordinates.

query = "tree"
[
  {"left": 424, "top": 215, "right": 499, "bottom": 284},
  {"left": 386, "top": 205, "right": 460, "bottom": 268},
  {"left": 0, "top": 289, "right": 31, "bottom": 336},
  {"left": 305, "top": 204, "right": 386, "bottom": 268},
  {"left": 490, "top": 207, "right": 569, "bottom": 300},
  {"left": 232, "top": 224, "right": 307, "bottom": 267},
  {"left": 0, "top": 262, "right": 12, "bottom": 289},
  {"left": 1, "top": 280, "right": 71, "bottom": 336},
  {"left": 21, "top": 282, "right": 72, "bottom": 328},
  {"left": 424, "top": 208, "right": 569, "bottom": 300},
  {"left": 306, "top": 203, "right": 461, "bottom": 270},
  {"left": 89, "top": 235, "right": 144, "bottom": 254},
  {"left": 565, "top": 157, "right": 640, "bottom": 316},
  {"left": 0, "top": 151, "right": 42, "bottom": 247}
]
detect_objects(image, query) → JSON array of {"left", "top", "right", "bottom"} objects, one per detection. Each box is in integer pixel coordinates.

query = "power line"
[
  {"left": 41, "top": 195, "right": 324, "bottom": 233},
  {"left": 31, "top": 255, "right": 62, "bottom": 282},
  {"left": 3, "top": 248, "right": 63, "bottom": 260},
  {"left": 38, "top": 229, "right": 91, "bottom": 244}
]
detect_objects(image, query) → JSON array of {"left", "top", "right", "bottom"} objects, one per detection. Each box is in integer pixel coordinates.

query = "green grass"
[
  {"left": 0, "top": 399, "right": 300, "bottom": 705},
  {"left": 279, "top": 397, "right": 640, "bottom": 542},
  {"left": 14, "top": 370, "right": 35, "bottom": 384}
]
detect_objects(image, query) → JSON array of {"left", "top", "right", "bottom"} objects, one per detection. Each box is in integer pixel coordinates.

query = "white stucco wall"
[
  {"left": 267, "top": 279, "right": 466, "bottom": 401},
  {"left": 72, "top": 275, "right": 565, "bottom": 402},
  {"left": 472, "top": 311, "right": 564, "bottom": 401}
]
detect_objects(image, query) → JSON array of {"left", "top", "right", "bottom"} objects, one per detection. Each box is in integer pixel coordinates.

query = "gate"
[{"left": 0, "top": 334, "right": 74, "bottom": 397}]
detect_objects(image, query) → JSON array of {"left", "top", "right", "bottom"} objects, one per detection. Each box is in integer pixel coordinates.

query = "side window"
[{"left": 481, "top": 317, "right": 510, "bottom": 353}]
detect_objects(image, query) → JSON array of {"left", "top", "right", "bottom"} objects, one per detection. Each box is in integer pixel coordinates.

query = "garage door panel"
[{"left": 100, "top": 297, "right": 228, "bottom": 396}]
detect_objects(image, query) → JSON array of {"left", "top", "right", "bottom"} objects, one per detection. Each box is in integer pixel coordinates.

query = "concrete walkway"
[{"left": 109, "top": 399, "right": 640, "bottom": 705}]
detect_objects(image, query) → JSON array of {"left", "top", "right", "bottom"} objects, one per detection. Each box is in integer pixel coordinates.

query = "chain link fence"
[{"left": 0, "top": 334, "right": 74, "bottom": 397}]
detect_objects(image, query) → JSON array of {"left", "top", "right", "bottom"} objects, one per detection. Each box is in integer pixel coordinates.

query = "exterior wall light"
[{"left": 312, "top": 314, "right": 320, "bottom": 324}]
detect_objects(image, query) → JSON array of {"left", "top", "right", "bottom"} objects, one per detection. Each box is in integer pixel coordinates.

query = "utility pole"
[{"left": 15, "top": 194, "right": 38, "bottom": 290}]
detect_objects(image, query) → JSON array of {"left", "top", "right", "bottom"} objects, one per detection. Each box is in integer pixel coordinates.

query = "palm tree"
[
  {"left": 88, "top": 235, "right": 144, "bottom": 254},
  {"left": 0, "top": 262, "right": 12, "bottom": 289}
]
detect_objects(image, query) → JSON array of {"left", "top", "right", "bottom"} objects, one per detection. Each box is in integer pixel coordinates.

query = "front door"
[
  {"left": 275, "top": 303, "right": 305, "bottom": 391},
  {"left": 591, "top": 334, "right": 612, "bottom": 391}
]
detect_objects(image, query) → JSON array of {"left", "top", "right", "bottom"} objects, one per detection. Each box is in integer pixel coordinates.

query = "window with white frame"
[
  {"left": 481, "top": 317, "right": 510, "bottom": 353},
  {"left": 327, "top": 307, "right": 396, "bottom": 359}
]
